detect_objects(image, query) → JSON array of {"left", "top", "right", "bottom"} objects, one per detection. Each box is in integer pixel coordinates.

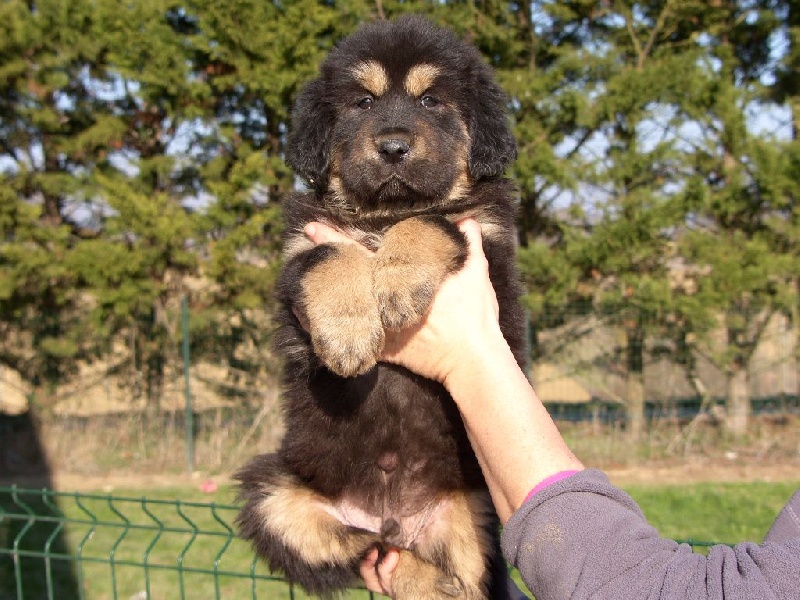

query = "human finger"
[
  {"left": 304, "top": 222, "right": 376, "bottom": 258},
  {"left": 455, "top": 219, "right": 490, "bottom": 270},
  {"left": 456, "top": 218, "right": 483, "bottom": 246},
  {"left": 359, "top": 547, "right": 386, "bottom": 595},
  {"left": 453, "top": 219, "right": 499, "bottom": 318},
  {"left": 374, "top": 548, "right": 399, "bottom": 596},
  {"left": 358, "top": 547, "right": 399, "bottom": 597},
  {"left": 304, "top": 222, "right": 356, "bottom": 246}
]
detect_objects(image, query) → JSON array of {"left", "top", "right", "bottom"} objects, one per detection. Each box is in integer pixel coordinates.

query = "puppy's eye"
[
  {"left": 421, "top": 95, "right": 439, "bottom": 108},
  {"left": 357, "top": 97, "right": 374, "bottom": 110}
]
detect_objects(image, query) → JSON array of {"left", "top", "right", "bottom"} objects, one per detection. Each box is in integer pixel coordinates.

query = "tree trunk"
[
  {"left": 725, "top": 364, "right": 749, "bottom": 436},
  {"left": 626, "top": 325, "right": 646, "bottom": 441},
  {"left": 626, "top": 371, "right": 646, "bottom": 442}
]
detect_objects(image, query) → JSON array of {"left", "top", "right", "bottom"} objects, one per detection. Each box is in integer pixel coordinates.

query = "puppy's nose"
[{"left": 378, "top": 138, "right": 411, "bottom": 163}]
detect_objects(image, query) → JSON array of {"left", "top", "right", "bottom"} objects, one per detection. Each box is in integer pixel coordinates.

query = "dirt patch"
[
  {"left": 606, "top": 458, "right": 800, "bottom": 487},
  {"left": 35, "top": 456, "right": 800, "bottom": 494},
  {"left": 43, "top": 471, "right": 238, "bottom": 494}
]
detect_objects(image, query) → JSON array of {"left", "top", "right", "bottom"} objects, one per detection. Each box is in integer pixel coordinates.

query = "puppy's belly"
[{"left": 322, "top": 496, "right": 450, "bottom": 548}]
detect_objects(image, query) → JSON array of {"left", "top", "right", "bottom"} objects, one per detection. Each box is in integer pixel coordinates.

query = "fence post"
[{"left": 182, "top": 295, "right": 194, "bottom": 474}]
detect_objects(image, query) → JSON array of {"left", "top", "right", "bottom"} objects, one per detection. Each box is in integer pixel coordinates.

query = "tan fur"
[
  {"left": 254, "top": 475, "right": 378, "bottom": 565},
  {"left": 432, "top": 491, "right": 495, "bottom": 598},
  {"left": 393, "top": 552, "right": 464, "bottom": 599},
  {"left": 373, "top": 217, "right": 464, "bottom": 330},
  {"left": 351, "top": 60, "right": 389, "bottom": 96},
  {"left": 325, "top": 153, "right": 353, "bottom": 214},
  {"left": 443, "top": 124, "right": 472, "bottom": 205},
  {"left": 404, "top": 64, "right": 442, "bottom": 97},
  {"left": 445, "top": 170, "right": 471, "bottom": 205},
  {"left": 392, "top": 490, "right": 495, "bottom": 599},
  {"left": 457, "top": 205, "right": 513, "bottom": 245},
  {"left": 301, "top": 243, "right": 383, "bottom": 376},
  {"left": 256, "top": 482, "right": 491, "bottom": 598}
]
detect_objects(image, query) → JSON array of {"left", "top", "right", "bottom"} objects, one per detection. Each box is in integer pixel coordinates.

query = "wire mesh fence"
[
  {"left": 0, "top": 486, "right": 375, "bottom": 600},
  {"left": 0, "top": 485, "right": 730, "bottom": 600}
]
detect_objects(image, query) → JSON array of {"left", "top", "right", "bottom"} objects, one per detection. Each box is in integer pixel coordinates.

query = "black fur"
[
  {"left": 285, "top": 16, "right": 517, "bottom": 188},
  {"left": 237, "top": 15, "right": 525, "bottom": 599}
]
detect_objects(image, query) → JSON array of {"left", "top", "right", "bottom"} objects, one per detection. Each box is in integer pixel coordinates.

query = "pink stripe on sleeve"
[{"left": 523, "top": 470, "right": 581, "bottom": 504}]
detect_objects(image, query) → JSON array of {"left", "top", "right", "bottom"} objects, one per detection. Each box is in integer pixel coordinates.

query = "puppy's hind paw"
[
  {"left": 435, "top": 575, "right": 465, "bottom": 598},
  {"left": 392, "top": 550, "right": 468, "bottom": 600}
]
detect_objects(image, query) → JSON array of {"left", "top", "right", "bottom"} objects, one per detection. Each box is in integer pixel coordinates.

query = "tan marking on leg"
[
  {"left": 404, "top": 64, "right": 442, "bottom": 97},
  {"left": 373, "top": 217, "right": 465, "bottom": 330},
  {"left": 254, "top": 474, "right": 378, "bottom": 566},
  {"left": 302, "top": 243, "right": 383, "bottom": 376},
  {"left": 351, "top": 60, "right": 389, "bottom": 97},
  {"left": 392, "top": 550, "right": 465, "bottom": 599},
  {"left": 438, "top": 491, "right": 495, "bottom": 598},
  {"left": 389, "top": 491, "right": 495, "bottom": 599}
]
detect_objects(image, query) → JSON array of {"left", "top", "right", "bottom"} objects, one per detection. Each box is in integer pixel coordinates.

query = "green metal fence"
[
  {"left": 0, "top": 486, "right": 376, "bottom": 600},
  {"left": 1, "top": 485, "right": 727, "bottom": 600}
]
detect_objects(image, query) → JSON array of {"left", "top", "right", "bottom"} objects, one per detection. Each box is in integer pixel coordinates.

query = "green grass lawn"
[
  {"left": 625, "top": 480, "right": 799, "bottom": 546},
  {"left": 2, "top": 480, "right": 797, "bottom": 600}
]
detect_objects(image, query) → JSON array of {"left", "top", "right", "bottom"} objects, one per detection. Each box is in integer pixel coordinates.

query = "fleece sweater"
[{"left": 501, "top": 469, "right": 800, "bottom": 600}]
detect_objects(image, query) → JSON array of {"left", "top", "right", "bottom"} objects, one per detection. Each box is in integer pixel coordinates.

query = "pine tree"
[
  {"left": 677, "top": 0, "right": 788, "bottom": 434},
  {"left": 517, "top": 1, "right": 709, "bottom": 439},
  {"left": 768, "top": 0, "right": 800, "bottom": 397},
  {"left": 0, "top": 0, "right": 123, "bottom": 391}
]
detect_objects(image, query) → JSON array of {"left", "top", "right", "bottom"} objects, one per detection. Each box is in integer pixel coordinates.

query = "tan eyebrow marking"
[
  {"left": 350, "top": 60, "right": 389, "bottom": 96},
  {"left": 404, "top": 64, "right": 441, "bottom": 97}
]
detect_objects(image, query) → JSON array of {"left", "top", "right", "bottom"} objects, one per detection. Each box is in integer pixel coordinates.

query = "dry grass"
[
  {"left": 559, "top": 413, "right": 800, "bottom": 472},
  {"left": 8, "top": 400, "right": 799, "bottom": 488},
  {"left": 39, "top": 387, "right": 284, "bottom": 479}
]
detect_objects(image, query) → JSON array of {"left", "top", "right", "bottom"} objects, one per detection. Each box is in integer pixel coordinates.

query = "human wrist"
[{"left": 440, "top": 327, "right": 515, "bottom": 397}]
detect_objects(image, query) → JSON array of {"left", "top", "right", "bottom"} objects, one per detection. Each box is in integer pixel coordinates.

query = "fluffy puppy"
[{"left": 236, "top": 15, "right": 525, "bottom": 599}]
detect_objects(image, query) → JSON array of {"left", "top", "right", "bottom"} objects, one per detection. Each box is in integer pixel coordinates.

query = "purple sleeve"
[
  {"left": 764, "top": 487, "right": 800, "bottom": 544},
  {"left": 501, "top": 469, "right": 800, "bottom": 600}
]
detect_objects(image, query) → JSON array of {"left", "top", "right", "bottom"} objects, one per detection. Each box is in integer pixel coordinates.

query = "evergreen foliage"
[{"left": 1, "top": 1, "right": 797, "bottom": 432}]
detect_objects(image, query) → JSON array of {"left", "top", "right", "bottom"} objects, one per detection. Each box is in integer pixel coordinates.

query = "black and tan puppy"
[{"left": 236, "top": 15, "right": 526, "bottom": 599}]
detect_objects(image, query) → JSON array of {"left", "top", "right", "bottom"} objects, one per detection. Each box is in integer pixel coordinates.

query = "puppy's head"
[{"left": 286, "top": 16, "right": 516, "bottom": 213}]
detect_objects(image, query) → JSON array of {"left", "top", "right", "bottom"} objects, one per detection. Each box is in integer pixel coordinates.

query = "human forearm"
[{"left": 442, "top": 330, "right": 583, "bottom": 523}]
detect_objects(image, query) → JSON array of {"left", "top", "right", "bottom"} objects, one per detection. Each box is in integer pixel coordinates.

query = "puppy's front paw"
[
  {"left": 373, "top": 261, "right": 437, "bottom": 330},
  {"left": 301, "top": 244, "right": 383, "bottom": 377},
  {"left": 374, "top": 216, "right": 467, "bottom": 330},
  {"left": 308, "top": 307, "right": 384, "bottom": 377}
]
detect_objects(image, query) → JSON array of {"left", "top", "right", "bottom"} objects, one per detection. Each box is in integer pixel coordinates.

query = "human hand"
[
  {"left": 303, "top": 219, "right": 503, "bottom": 386},
  {"left": 359, "top": 546, "right": 400, "bottom": 597}
]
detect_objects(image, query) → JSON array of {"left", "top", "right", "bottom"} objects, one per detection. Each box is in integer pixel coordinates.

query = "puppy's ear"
[
  {"left": 467, "top": 67, "right": 517, "bottom": 179},
  {"left": 286, "top": 78, "right": 335, "bottom": 190}
]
